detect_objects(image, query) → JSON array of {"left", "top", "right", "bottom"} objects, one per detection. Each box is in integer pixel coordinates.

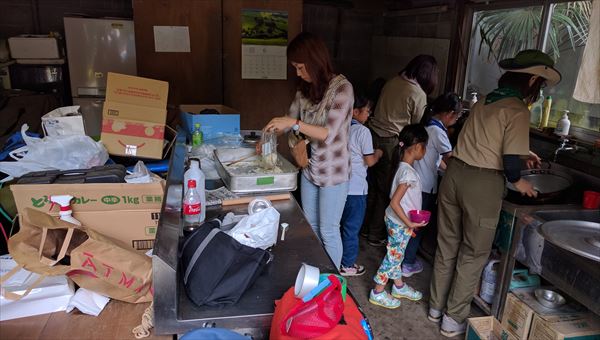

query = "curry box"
[
  {"left": 529, "top": 314, "right": 600, "bottom": 340},
  {"left": 502, "top": 289, "right": 591, "bottom": 339},
  {"left": 10, "top": 180, "right": 165, "bottom": 251},
  {"left": 101, "top": 73, "right": 169, "bottom": 159},
  {"left": 466, "top": 316, "right": 517, "bottom": 340}
]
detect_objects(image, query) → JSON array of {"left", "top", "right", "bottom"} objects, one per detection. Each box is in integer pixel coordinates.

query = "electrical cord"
[{"left": 0, "top": 221, "right": 8, "bottom": 244}]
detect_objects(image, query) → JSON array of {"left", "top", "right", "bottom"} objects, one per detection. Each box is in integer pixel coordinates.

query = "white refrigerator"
[{"left": 64, "top": 17, "right": 137, "bottom": 137}]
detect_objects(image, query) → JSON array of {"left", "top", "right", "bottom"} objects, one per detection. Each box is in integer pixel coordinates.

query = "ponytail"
[
  {"left": 420, "top": 92, "right": 462, "bottom": 125},
  {"left": 390, "top": 124, "right": 429, "bottom": 183}
]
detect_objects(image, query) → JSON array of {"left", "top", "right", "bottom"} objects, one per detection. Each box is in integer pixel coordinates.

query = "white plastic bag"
[
  {"left": 226, "top": 206, "right": 280, "bottom": 250},
  {"left": 0, "top": 124, "right": 109, "bottom": 179},
  {"left": 125, "top": 161, "right": 152, "bottom": 183}
]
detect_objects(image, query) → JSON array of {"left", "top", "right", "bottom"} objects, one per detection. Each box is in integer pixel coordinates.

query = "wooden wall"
[
  {"left": 132, "top": 0, "right": 302, "bottom": 130},
  {"left": 222, "top": 0, "right": 303, "bottom": 130},
  {"left": 132, "top": 0, "right": 223, "bottom": 106}
]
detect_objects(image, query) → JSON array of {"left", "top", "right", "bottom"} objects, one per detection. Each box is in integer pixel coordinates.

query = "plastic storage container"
[
  {"left": 260, "top": 131, "right": 278, "bottom": 169},
  {"left": 479, "top": 259, "right": 500, "bottom": 304}
]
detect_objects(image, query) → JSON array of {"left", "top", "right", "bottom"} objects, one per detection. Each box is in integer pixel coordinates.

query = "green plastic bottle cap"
[
  {"left": 194, "top": 123, "right": 200, "bottom": 128},
  {"left": 546, "top": 96, "right": 551, "bottom": 99}
]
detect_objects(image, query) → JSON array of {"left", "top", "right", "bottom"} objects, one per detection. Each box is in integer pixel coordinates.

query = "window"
[{"left": 464, "top": 1, "right": 597, "bottom": 135}]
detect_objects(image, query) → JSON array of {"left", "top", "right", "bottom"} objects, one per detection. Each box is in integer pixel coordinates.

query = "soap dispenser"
[{"left": 555, "top": 110, "right": 571, "bottom": 136}]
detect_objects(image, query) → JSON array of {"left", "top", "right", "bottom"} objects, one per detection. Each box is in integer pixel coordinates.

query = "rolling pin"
[{"left": 221, "top": 193, "right": 291, "bottom": 206}]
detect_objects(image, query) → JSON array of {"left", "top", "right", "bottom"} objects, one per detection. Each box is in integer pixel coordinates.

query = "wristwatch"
[{"left": 292, "top": 119, "right": 301, "bottom": 134}]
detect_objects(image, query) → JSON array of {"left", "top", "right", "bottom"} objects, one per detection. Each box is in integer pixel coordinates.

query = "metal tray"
[{"left": 214, "top": 148, "right": 298, "bottom": 193}]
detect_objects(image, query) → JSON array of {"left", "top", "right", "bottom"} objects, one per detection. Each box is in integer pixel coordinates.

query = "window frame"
[{"left": 454, "top": 0, "right": 599, "bottom": 141}]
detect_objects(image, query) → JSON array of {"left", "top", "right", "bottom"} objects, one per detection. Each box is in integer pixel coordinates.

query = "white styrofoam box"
[
  {"left": 8, "top": 36, "right": 61, "bottom": 59},
  {"left": 0, "top": 255, "right": 75, "bottom": 321}
]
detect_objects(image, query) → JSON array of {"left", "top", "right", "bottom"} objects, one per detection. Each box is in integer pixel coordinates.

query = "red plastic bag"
[{"left": 271, "top": 275, "right": 368, "bottom": 340}]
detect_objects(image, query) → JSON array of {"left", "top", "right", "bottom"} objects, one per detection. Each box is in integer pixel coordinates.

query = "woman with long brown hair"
[{"left": 263, "top": 32, "right": 354, "bottom": 269}]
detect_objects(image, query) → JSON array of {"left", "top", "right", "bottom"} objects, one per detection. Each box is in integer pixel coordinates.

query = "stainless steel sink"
[{"left": 534, "top": 209, "right": 600, "bottom": 262}]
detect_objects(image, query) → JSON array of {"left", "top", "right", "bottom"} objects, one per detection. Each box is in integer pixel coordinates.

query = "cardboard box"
[
  {"left": 502, "top": 290, "right": 591, "bottom": 339},
  {"left": 511, "top": 288, "right": 589, "bottom": 320},
  {"left": 529, "top": 314, "right": 600, "bottom": 340},
  {"left": 101, "top": 73, "right": 169, "bottom": 159},
  {"left": 8, "top": 35, "right": 61, "bottom": 59},
  {"left": 467, "top": 316, "right": 518, "bottom": 340},
  {"left": 502, "top": 292, "right": 536, "bottom": 339},
  {"left": 179, "top": 104, "right": 240, "bottom": 140},
  {"left": 10, "top": 181, "right": 164, "bottom": 251},
  {"left": 41, "top": 106, "right": 85, "bottom": 137},
  {"left": 0, "top": 255, "right": 75, "bottom": 321}
]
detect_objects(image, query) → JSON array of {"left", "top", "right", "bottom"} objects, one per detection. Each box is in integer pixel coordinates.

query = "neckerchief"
[
  {"left": 427, "top": 118, "right": 447, "bottom": 132},
  {"left": 485, "top": 87, "right": 523, "bottom": 105},
  {"left": 351, "top": 119, "right": 359, "bottom": 126}
]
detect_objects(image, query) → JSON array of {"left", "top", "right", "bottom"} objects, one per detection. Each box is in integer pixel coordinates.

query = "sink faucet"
[{"left": 553, "top": 138, "right": 575, "bottom": 162}]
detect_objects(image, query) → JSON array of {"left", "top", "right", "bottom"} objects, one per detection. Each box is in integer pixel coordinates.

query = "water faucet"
[{"left": 553, "top": 138, "right": 575, "bottom": 162}]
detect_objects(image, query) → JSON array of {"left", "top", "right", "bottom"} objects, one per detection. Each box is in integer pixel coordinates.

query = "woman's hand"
[
  {"left": 264, "top": 116, "right": 295, "bottom": 135},
  {"left": 526, "top": 151, "right": 542, "bottom": 169},
  {"left": 513, "top": 178, "right": 538, "bottom": 197}
]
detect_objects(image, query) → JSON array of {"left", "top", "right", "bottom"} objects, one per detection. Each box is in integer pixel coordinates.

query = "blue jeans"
[
  {"left": 404, "top": 191, "right": 437, "bottom": 264},
  {"left": 340, "top": 195, "right": 367, "bottom": 267},
  {"left": 301, "top": 174, "right": 349, "bottom": 269}
]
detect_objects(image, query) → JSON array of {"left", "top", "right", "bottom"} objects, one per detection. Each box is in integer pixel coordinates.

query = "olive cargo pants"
[
  {"left": 362, "top": 133, "right": 398, "bottom": 242},
  {"left": 429, "top": 158, "right": 504, "bottom": 323}
]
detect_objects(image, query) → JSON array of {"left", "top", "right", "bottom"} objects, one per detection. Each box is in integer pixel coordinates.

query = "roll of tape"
[{"left": 294, "top": 263, "right": 320, "bottom": 298}]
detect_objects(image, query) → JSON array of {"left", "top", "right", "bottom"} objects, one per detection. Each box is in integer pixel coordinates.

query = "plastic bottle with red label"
[{"left": 183, "top": 179, "right": 201, "bottom": 226}]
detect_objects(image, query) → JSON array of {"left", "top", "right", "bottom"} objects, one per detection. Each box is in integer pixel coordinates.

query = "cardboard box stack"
[
  {"left": 101, "top": 73, "right": 169, "bottom": 159},
  {"left": 501, "top": 288, "right": 599, "bottom": 340},
  {"left": 10, "top": 180, "right": 164, "bottom": 252}
]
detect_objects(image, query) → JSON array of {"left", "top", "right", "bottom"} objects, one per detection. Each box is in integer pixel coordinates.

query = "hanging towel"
[{"left": 573, "top": 1, "right": 600, "bottom": 104}]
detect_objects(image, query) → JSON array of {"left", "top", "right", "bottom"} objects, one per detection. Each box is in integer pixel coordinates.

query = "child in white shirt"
[
  {"left": 369, "top": 124, "right": 429, "bottom": 309},
  {"left": 403, "top": 93, "right": 462, "bottom": 277},
  {"left": 339, "top": 93, "right": 383, "bottom": 276}
]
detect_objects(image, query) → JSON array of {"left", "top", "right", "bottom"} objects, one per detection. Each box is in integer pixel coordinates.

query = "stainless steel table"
[{"left": 152, "top": 129, "right": 341, "bottom": 337}]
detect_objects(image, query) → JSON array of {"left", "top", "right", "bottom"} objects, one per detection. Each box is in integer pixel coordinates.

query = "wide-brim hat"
[{"left": 499, "top": 50, "right": 561, "bottom": 86}]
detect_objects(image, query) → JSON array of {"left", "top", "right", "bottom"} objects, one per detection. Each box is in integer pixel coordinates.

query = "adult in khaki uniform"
[
  {"left": 428, "top": 50, "right": 561, "bottom": 338},
  {"left": 362, "top": 55, "right": 438, "bottom": 246}
]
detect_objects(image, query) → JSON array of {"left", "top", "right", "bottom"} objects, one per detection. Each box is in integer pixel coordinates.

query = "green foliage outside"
[{"left": 475, "top": 1, "right": 591, "bottom": 61}]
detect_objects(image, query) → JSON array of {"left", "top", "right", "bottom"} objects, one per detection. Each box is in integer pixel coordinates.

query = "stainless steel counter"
[
  {"left": 152, "top": 129, "right": 340, "bottom": 336},
  {"left": 492, "top": 202, "right": 600, "bottom": 320}
]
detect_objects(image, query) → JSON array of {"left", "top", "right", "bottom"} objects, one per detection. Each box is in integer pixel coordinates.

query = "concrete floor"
[{"left": 346, "top": 238, "right": 482, "bottom": 340}]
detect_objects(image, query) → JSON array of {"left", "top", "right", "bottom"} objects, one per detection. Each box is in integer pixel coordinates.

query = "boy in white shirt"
[
  {"left": 340, "top": 93, "right": 383, "bottom": 276},
  {"left": 406, "top": 93, "right": 462, "bottom": 277}
]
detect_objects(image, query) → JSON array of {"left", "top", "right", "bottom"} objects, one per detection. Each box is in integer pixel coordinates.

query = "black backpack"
[{"left": 180, "top": 220, "right": 273, "bottom": 307}]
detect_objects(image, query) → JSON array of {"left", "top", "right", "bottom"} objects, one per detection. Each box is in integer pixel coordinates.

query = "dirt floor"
[{"left": 346, "top": 238, "right": 483, "bottom": 339}]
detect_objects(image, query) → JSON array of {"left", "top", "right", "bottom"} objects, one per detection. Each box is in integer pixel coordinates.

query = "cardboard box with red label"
[
  {"left": 101, "top": 72, "right": 169, "bottom": 159},
  {"left": 10, "top": 180, "right": 165, "bottom": 252}
]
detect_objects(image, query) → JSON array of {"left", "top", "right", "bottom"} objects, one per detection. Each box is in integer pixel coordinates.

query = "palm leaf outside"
[{"left": 475, "top": 1, "right": 591, "bottom": 62}]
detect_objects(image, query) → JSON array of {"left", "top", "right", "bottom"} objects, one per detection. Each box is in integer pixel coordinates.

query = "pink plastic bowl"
[{"left": 409, "top": 210, "right": 431, "bottom": 224}]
